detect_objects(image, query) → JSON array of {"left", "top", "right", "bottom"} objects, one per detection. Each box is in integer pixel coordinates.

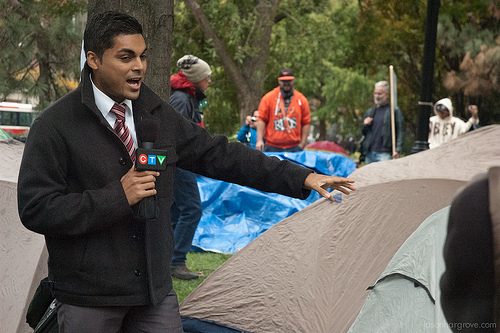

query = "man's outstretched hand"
[{"left": 304, "top": 173, "right": 356, "bottom": 202}]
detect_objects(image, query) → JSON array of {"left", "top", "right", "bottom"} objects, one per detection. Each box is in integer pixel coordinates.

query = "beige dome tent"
[
  {"left": 180, "top": 125, "right": 500, "bottom": 332},
  {"left": 0, "top": 140, "right": 48, "bottom": 333}
]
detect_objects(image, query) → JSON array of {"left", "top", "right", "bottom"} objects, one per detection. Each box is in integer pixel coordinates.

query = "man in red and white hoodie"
[{"left": 428, "top": 97, "right": 479, "bottom": 149}]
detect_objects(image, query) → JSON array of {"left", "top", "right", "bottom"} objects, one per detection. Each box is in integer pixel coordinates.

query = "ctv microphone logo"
[
  {"left": 135, "top": 147, "right": 168, "bottom": 171},
  {"left": 138, "top": 154, "right": 166, "bottom": 166}
]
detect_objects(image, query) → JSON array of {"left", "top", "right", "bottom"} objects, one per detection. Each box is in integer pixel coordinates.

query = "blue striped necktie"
[{"left": 110, "top": 103, "right": 135, "bottom": 162}]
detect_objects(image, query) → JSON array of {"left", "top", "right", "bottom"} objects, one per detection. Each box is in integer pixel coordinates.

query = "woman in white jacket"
[{"left": 428, "top": 97, "right": 479, "bottom": 149}]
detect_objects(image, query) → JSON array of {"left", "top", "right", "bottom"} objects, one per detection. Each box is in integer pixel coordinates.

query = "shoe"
[{"left": 170, "top": 265, "right": 199, "bottom": 280}]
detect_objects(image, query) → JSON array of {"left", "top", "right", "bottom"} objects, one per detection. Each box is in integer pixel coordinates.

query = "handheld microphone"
[
  {"left": 135, "top": 119, "right": 166, "bottom": 220},
  {"left": 135, "top": 119, "right": 167, "bottom": 172}
]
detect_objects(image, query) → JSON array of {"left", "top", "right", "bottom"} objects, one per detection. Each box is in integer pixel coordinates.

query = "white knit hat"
[
  {"left": 434, "top": 98, "right": 454, "bottom": 117},
  {"left": 177, "top": 55, "right": 211, "bottom": 83}
]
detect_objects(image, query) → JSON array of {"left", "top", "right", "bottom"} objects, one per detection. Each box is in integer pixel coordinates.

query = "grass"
[{"left": 172, "top": 251, "right": 232, "bottom": 303}]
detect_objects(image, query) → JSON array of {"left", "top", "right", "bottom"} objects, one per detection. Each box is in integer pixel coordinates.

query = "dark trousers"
[
  {"left": 170, "top": 168, "right": 203, "bottom": 266},
  {"left": 56, "top": 289, "right": 183, "bottom": 333}
]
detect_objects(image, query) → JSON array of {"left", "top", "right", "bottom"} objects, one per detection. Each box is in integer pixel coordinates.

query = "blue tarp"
[
  {"left": 192, "top": 151, "right": 356, "bottom": 254},
  {"left": 181, "top": 316, "right": 251, "bottom": 333}
]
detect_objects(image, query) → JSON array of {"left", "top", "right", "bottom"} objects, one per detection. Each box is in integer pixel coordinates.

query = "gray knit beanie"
[{"left": 177, "top": 55, "right": 211, "bottom": 83}]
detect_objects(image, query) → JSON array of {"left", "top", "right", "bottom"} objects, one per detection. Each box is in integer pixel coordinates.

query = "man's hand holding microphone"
[{"left": 121, "top": 119, "right": 167, "bottom": 220}]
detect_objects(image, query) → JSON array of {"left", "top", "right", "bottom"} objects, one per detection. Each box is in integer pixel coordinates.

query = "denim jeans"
[
  {"left": 365, "top": 151, "right": 392, "bottom": 165},
  {"left": 170, "top": 168, "right": 202, "bottom": 266}
]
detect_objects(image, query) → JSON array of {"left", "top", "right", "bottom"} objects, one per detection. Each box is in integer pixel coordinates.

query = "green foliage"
[
  {"left": 0, "top": 0, "right": 85, "bottom": 107},
  {"left": 438, "top": 15, "right": 495, "bottom": 58},
  {"left": 319, "top": 65, "right": 374, "bottom": 116},
  {"left": 172, "top": 251, "right": 232, "bottom": 303},
  {"left": 317, "top": 63, "right": 375, "bottom": 137},
  {"left": 351, "top": 0, "right": 428, "bottom": 132},
  {"left": 436, "top": 0, "right": 500, "bottom": 123},
  {"left": 200, "top": 61, "right": 241, "bottom": 135},
  {"left": 267, "top": 0, "right": 339, "bottom": 99}
]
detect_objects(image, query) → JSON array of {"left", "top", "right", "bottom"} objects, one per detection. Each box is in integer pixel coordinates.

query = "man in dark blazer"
[
  {"left": 361, "top": 80, "right": 404, "bottom": 164},
  {"left": 17, "top": 11, "right": 355, "bottom": 333}
]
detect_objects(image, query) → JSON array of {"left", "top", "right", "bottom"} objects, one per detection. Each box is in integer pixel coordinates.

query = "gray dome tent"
[
  {"left": 0, "top": 140, "right": 48, "bottom": 333},
  {"left": 180, "top": 126, "right": 500, "bottom": 332}
]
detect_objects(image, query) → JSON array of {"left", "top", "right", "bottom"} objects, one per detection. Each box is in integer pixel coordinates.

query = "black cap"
[{"left": 278, "top": 68, "right": 295, "bottom": 81}]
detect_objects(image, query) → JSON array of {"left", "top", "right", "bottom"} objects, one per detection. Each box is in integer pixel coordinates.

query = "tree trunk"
[
  {"left": 36, "top": 30, "right": 52, "bottom": 107},
  {"left": 236, "top": 90, "right": 261, "bottom": 124},
  {"left": 318, "top": 120, "right": 326, "bottom": 141},
  {"left": 184, "top": 0, "right": 280, "bottom": 125},
  {"left": 87, "top": 0, "right": 173, "bottom": 99}
]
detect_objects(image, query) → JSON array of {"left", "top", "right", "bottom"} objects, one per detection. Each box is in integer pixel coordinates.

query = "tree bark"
[
  {"left": 36, "top": 35, "right": 52, "bottom": 106},
  {"left": 87, "top": 0, "right": 173, "bottom": 100},
  {"left": 184, "top": 0, "right": 280, "bottom": 125},
  {"left": 318, "top": 119, "right": 326, "bottom": 141}
]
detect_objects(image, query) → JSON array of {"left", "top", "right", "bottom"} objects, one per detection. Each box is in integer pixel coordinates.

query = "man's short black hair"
[{"left": 84, "top": 11, "right": 143, "bottom": 60}]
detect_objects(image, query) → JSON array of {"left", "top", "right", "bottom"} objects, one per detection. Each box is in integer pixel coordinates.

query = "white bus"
[{"left": 0, "top": 102, "right": 36, "bottom": 138}]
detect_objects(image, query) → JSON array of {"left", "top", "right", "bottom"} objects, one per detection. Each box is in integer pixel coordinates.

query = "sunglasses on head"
[{"left": 436, "top": 104, "right": 449, "bottom": 112}]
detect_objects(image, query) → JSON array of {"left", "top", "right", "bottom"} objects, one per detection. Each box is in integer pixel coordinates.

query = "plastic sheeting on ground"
[{"left": 192, "top": 150, "right": 356, "bottom": 254}]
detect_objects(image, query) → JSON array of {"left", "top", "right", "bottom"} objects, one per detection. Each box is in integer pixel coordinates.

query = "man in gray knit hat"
[{"left": 169, "top": 55, "right": 212, "bottom": 279}]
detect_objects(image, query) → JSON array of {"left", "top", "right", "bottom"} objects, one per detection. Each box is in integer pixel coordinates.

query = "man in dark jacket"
[
  {"left": 361, "top": 80, "right": 404, "bottom": 164},
  {"left": 169, "top": 55, "right": 212, "bottom": 280},
  {"left": 17, "top": 11, "right": 355, "bottom": 333}
]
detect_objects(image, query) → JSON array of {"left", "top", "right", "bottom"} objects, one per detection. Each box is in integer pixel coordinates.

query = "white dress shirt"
[{"left": 90, "top": 76, "right": 138, "bottom": 149}]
